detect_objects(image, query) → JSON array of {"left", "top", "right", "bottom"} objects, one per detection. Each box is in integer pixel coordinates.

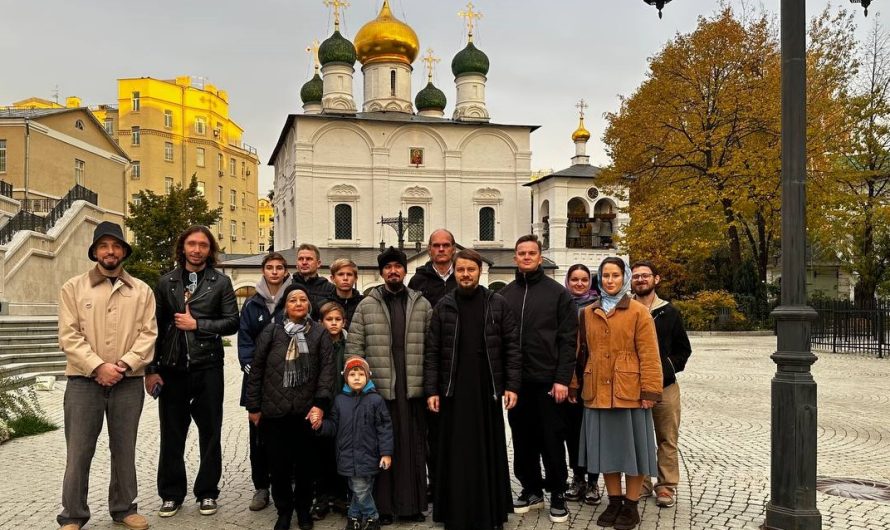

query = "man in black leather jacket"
[{"left": 144, "top": 226, "right": 239, "bottom": 519}]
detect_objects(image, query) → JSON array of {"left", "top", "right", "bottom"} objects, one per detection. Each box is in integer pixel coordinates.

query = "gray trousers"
[{"left": 57, "top": 376, "right": 144, "bottom": 527}]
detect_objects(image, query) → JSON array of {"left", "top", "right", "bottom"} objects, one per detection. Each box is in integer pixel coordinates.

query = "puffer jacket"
[
  {"left": 408, "top": 261, "right": 456, "bottom": 309},
  {"left": 346, "top": 286, "right": 432, "bottom": 400},
  {"left": 237, "top": 292, "right": 273, "bottom": 406},
  {"left": 424, "top": 287, "right": 522, "bottom": 399},
  {"left": 245, "top": 321, "right": 335, "bottom": 418},
  {"left": 149, "top": 266, "right": 239, "bottom": 373},
  {"left": 319, "top": 381, "right": 394, "bottom": 477},
  {"left": 570, "top": 295, "right": 662, "bottom": 409}
]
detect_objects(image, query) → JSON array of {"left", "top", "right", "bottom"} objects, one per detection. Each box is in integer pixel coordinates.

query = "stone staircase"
[{"left": 0, "top": 316, "right": 63, "bottom": 385}]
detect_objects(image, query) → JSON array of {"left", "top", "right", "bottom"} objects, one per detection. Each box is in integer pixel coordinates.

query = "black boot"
[
  {"left": 596, "top": 495, "right": 624, "bottom": 528},
  {"left": 344, "top": 516, "right": 362, "bottom": 530},
  {"left": 365, "top": 518, "right": 381, "bottom": 530},
  {"left": 274, "top": 514, "right": 292, "bottom": 530},
  {"left": 613, "top": 498, "right": 640, "bottom": 530}
]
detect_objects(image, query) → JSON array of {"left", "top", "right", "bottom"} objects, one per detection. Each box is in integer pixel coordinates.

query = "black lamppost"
[{"left": 643, "top": 1, "right": 873, "bottom": 529}]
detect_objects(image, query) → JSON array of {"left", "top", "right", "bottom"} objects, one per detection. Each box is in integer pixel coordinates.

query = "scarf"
[
  {"left": 283, "top": 319, "right": 311, "bottom": 388},
  {"left": 563, "top": 274, "right": 599, "bottom": 308},
  {"left": 597, "top": 261, "right": 632, "bottom": 313}
]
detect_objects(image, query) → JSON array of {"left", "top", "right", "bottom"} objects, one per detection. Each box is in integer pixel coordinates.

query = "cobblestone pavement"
[{"left": 2, "top": 335, "right": 889, "bottom": 529}]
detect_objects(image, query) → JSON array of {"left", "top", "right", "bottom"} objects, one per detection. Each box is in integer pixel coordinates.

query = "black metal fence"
[
  {"left": 0, "top": 181, "right": 12, "bottom": 198},
  {"left": 811, "top": 299, "right": 889, "bottom": 358},
  {"left": 0, "top": 184, "right": 98, "bottom": 246}
]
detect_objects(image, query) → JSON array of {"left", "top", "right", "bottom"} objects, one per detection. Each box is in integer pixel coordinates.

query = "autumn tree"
[{"left": 125, "top": 175, "right": 221, "bottom": 286}]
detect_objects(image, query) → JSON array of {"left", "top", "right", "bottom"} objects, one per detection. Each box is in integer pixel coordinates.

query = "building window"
[
  {"left": 103, "top": 119, "right": 113, "bottom": 135},
  {"left": 195, "top": 116, "right": 206, "bottom": 135},
  {"left": 390, "top": 70, "right": 396, "bottom": 96},
  {"left": 164, "top": 142, "right": 174, "bottom": 162},
  {"left": 75, "top": 119, "right": 84, "bottom": 130},
  {"left": 229, "top": 158, "right": 236, "bottom": 176},
  {"left": 131, "top": 126, "right": 140, "bottom": 146},
  {"left": 407, "top": 206, "right": 424, "bottom": 242},
  {"left": 241, "top": 161, "right": 246, "bottom": 177},
  {"left": 334, "top": 204, "right": 352, "bottom": 240},
  {"left": 479, "top": 207, "right": 495, "bottom": 241},
  {"left": 197, "top": 181, "right": 205, "bottom": 195},
  {"left": 242, "top": 221, "right": 247, "bottom": 237},
  {"left": 131, "top": 91, "right": 140, "bottom": 111},
  {"left": 131, "top": 161, "right": 140, "bottom": 179},
  {"left": 196, "top": 147, "right": 205, "bottom": 167},
  {"left": 131, "top": 194, "right": 142, "bottom": 207},
  {"left": 0, "top": 140, "right": 6, "bottom": 173},
  {"left": 230, "top": 220, "right": 237, "bottom": 238},
  {"left": 230, "top": 189, "right": 236, "bottom": 206},
  {"left": 164, "top": 110, "right": 173, "bottom": 128},
  {"left": 165, "top": 177, "right": 174, "bottom": 194},
  {"left": 74, "top": 159, "right": 85, "bottom": 184},
  {"left": 217, "top": 186, "right": 223, "bottom": 204},
  {"left": 259, "top": 228, "right": 265, "bottom": 238},
  {"left": 259, "top": 243, "right": 266, "bottom": 252},
  {"left": 217, "top": 153, "right": 224, "bottom": 172},
  {"left": 260, "top": 214, "right": 265, "bottom": 223}
]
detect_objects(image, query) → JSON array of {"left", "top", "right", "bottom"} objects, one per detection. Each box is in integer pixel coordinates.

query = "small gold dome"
[
  {"left": 572, "top": 117, "right": 591, "bottom": 142},
  {"left": 354, "top": 0, "right": 420, "bottom": 66}
]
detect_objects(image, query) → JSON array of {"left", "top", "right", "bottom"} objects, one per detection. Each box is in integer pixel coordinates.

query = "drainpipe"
[{"left": 23, "top": 118, "right": 30, "bottom": 209}]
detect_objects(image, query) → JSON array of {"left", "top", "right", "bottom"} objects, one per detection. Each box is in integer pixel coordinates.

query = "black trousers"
[
  {"left": 157, "top": 366, "right": 224, "bottom": 502},
  {"left": 507, "top": 381, "right": 568, "bottom": 495},
  {"left": 249, "top": 420, "right": 271, "bottom": 490},
  {"left": 313, "top": 434, "right": 347, "bottom": 502},
  {"left": 262, "top": 416, "right": 314, "bottom": 518}
]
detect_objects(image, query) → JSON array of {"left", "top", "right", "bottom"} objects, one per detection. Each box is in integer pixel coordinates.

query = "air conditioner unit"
[
  {"left": 213, "top": 128, "right": 221, "bottom": 138},
  {"left": 230, "top": 235, "right": 237, "bottom": 241},
  {"left": 229, "top": 204, "right": 236, "bottom": 211},
  {"left": 218, "top": 170, "right": 224, "bottom": 177},
  {"left": 246, "top": 169, "right": 251, "bottom": 176}
]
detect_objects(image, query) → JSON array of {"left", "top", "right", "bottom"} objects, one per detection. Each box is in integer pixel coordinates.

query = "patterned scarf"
[{"left": 283, "top": 319, "right": 311, "bottom": 388}]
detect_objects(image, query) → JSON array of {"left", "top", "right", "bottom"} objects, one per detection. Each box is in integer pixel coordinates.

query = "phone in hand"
[{"left": 150, "top": 383, "right": 162, "bottom": 399}]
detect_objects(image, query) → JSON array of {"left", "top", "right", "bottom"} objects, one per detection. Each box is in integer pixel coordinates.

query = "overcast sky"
[{"left": 0, "top": 0, "right": 877, "bottom": 195}]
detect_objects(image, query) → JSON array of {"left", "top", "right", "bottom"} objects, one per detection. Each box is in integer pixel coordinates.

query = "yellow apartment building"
[
  {"left": 98, "top": 76, "right": 260, "bottom": 254},
  {"left": 257, "top": 197, "right": 273, "bottom": 252}
]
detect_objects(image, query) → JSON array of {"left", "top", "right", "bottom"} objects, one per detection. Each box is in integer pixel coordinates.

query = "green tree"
[{"left": 125, "top": 175, "right": 221, "bottom": 286}]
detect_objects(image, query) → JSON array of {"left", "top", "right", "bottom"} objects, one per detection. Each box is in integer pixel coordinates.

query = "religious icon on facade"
[{"left": 410, "top": 147, "right": 424, "bottom": 166}]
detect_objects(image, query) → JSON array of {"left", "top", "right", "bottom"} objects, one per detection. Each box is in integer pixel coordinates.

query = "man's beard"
[
  {"left": 384, "top": 278, "right": 404, "bottom": 291},
  {"left": 98, "top": 258, "right": 120, "bottom": 271},
  {"left": 457, "top": 281, "right": 479, "bottom": 293},
  {"left": 632, "top": 284, "right": 655, "bottom": 297}
]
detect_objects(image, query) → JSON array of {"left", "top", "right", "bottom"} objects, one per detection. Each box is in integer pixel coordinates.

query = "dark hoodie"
[
  {"left": 408, "top": 260, "right": 457, "bottom": 309},
  {"left": 333, "top": 288, "right": 364, "bottom": 327}
]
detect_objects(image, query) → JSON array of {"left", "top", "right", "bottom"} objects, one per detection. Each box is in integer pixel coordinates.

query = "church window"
[
  {"left": 479, "top": 207, "right": 495, "bottom": 241},
  {"left": 334, "top": 204, "right": 352, "bottom": 240},
  {"left": 390, "top": 70, "right": 396, "bottom": 96},
  {"left": 407, "top": 206, "right": 424, "bottom": 242}
]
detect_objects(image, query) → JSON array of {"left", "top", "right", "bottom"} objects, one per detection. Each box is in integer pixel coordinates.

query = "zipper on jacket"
[
  {"left": 518, "top": 276, "right": 529, "bottom": 353},
  {"left": 483, "top": 294, "right": 498, "bottom": 401}
]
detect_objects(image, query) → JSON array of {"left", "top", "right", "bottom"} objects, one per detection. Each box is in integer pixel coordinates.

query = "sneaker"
[
  {"left": 655, "top": 488, "right": 676, "bottom": 508},
  {"left": 365, "top": 518, "right": 381, "bottom": 530},
  {"left": 596, "top": 496, "right": 624, "bottom": 527},
  {"left": 613, "top": 498, "right": 640, "bottom": 530},
  {"left": 249, "top": 488, "right": 270, "bottom": 511},
  {"left": 199, "top": 498, "right": 218, "bottom": 516},
  {"left": 345, "top": 516, "right": 362, "bottom": 530},
  {"left": 114, "top": 513, "right": 149, "bottom": 530},
  {"left": 310, "top": 499, "right": 330, "bottom": 521},
  {"left": 584, "top": 483, "right": 603, "bottom": 505},
  {"left": 513, "top": 490, "right": 545, "bottom": 514},
  {"left": 158, "top": 500, "right": 181, "bottom": 518},
  {"left": 564, "top": 478, "right": 587, "bottom": 502},
  {"left": 549, "top": 493, "right": 570, "bottom": 523}
]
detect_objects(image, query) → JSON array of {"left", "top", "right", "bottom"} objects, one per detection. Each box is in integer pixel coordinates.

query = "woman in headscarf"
[
  {"left": 561, "top": 264, "right": 602, "bottom": 505},
  {"left": 569, "top": 257, "right": 661, "bottom": 530},
  {"left": 246, "top": 284, "right": 336, "bottom": 530}
]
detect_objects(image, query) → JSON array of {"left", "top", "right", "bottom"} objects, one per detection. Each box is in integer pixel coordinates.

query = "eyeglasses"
[
  {"left": 631, "top": 273, "right": 653, "bottom": 281},
  {"left": 187, "top": 272, "right": 198, "bottom": 295}
]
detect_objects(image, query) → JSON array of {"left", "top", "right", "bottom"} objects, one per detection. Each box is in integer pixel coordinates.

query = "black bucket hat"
[{"left": 88, "top": 221, "right": 132, "bottom": 261}]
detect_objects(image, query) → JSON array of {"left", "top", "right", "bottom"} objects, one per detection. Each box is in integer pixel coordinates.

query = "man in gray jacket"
[{"left": 347, "top": 246, "right": 432, "bottom": 524}]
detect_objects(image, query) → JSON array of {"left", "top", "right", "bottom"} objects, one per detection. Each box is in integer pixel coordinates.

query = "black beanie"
[{"left": 377, "top": 246, "right": 408, "bottom": 273}]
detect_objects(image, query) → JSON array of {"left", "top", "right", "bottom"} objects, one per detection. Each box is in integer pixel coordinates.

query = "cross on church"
[
  {"left": 458, "top": 2, "right": 483, "bottom": 42},
  {"left": 422, "top": 48, "right": 440, "bottom": 83},
  {"left": 323, "top": 0, "right": 349, "bottom": 30},
  {"left": 576, "top": 98, "right": 589, "bottom": 119},
  {"left": 306, "top": 39, "right": 321, "bottom": 72}
]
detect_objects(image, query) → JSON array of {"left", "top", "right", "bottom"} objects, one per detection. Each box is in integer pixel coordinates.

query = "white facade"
[{"left": 271, "top": 115, "right": 534, "bottom": 252}]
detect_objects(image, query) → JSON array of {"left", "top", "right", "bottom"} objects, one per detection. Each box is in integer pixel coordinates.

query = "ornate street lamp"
[
  {"left": 851, "top": 0, "right": 873, "bottom": 16},
  {"left": 643, "top": 0, "right": 671, "bottom": 19}
]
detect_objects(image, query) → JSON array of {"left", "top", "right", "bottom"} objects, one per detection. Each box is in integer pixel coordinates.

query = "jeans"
[
  {"left": 57, "top": 377, "right": 144, "bottom": 527},
  {"left": 348, "top": 476, "right": 378, "bottom": 520}
]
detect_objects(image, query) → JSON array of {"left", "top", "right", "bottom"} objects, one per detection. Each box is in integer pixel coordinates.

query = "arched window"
[
  {"left": 334, "top": 204, "right": 352, "bottom": 240},
  {"left": 479, "top": 207, "right": 495, "bottom": 241},
  {"left": 390, "top": 70, "right": 397, "bottom": 96},
  {"left": 408, "top": 206, "right": 424, "bottom": 242}
]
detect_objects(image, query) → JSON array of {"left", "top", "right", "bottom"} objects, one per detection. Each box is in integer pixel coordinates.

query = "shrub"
[
  {"left": 0, "top": 371, "right": 56, "bottom": 443},
  {"left": 674, "top": 290, "right": 749, "bottom": 331}
]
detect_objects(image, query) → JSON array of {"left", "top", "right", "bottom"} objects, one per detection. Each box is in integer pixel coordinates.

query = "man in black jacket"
[
  {"left": 329, "top": 258, "right": 364, "bottom": 327},
  {"left": 631, "top": 260, "right": 692, "bottom": 509},
  {"left": 293, "top": 243, "right": 336, "bottom": 319},
  {"left": 408, "top": 228, "right": 457, "bottom": 309},
  {"left": 499, "top": 235, "right": 577, "bottom": 523},
  {"left": 144, "top": 226, "right": 240, "bottom": 519}
]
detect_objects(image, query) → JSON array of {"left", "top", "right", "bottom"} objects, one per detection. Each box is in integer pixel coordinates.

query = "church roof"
[
  {"left": 268, "top": 113, "right": 539, "bottom": 165},
  {"left": 452, "top": 41, "right": 490, "bottom": 77},
  {"left": 523, "top": 163, "right": 601, "bottom": 186}
]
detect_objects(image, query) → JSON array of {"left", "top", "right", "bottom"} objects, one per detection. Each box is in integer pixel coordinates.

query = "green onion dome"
[
  {"left": 300, "top": 73, "right": 323, "bottom": 104},
  {"left": 318, "top": 30, "right": 356, "bottom": 66},
  {"left": 451, "top": 42, "right": 489, "bottom": 77},
  {"left": 414, "top": 82, "right": 447, "bottom": 111}
]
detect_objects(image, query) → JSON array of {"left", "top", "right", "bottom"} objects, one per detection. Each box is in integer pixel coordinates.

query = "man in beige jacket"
[{"left": 57, "top": 222, "right": 157, "bottom": 530}]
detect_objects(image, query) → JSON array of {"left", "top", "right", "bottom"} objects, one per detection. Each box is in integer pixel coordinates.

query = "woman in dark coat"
[{"left": 246, "top": 285, "right": 336, "bottom": 530}]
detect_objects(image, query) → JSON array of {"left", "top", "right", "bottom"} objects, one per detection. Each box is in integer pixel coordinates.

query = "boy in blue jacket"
[{"left": 313, "top": 356, "right": 393, "bottom": 530}]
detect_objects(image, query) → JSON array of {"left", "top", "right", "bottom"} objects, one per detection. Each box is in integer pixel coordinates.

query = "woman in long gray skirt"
[{"left": 569, "top": 257, "right": 662, "bottom": 529}]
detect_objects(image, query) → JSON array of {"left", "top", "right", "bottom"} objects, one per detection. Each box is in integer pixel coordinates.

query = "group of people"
[{"left": 56, "top": 222, "right": 690, "bottom": 530}]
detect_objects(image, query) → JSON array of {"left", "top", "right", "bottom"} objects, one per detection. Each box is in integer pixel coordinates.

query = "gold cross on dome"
[
  {"left": 458, "top": 2, "right": 483, "bottom": 42},
  {"left": 422, "top": 49, "right": 440, "bottom": 83},
  {"left": 323, "top": 0, "right": 349, "bottom": 30},
  {"left": 576, "top": 98, "right": 589, "bottom": 119},
  {"left": 307, "top": 39, "right": 321, "bottom": 71}
]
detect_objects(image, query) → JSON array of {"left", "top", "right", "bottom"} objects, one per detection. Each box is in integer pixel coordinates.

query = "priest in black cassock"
[{"left": 424, "top": 248, "right": 522, "bottom": 530}]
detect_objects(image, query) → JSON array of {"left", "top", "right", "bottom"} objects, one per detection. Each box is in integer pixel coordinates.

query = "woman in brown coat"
[{"left": 569, "top": 257, "right": 661, "bottom": 529}]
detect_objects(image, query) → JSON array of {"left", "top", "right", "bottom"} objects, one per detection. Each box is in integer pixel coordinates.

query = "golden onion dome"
[
  {"left": 572, "top": 117, "right": 591, "bottom": 142},
  {"left": 354, "top": 0, "right": 420, "bottom": 66}
]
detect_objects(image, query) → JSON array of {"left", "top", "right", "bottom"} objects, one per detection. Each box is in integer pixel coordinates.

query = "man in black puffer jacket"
[
  {"left": 499, "top": 235, "right": 577, "bottom": 524},
  {"left": 293, "top": 243, "right": 336, "bottom": 320},
  {"left": 423, "top": 248, "right": 521, "bottom": 530},
  {"left": 408, "top": 229, "right": 457, "bottom": 310}
]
